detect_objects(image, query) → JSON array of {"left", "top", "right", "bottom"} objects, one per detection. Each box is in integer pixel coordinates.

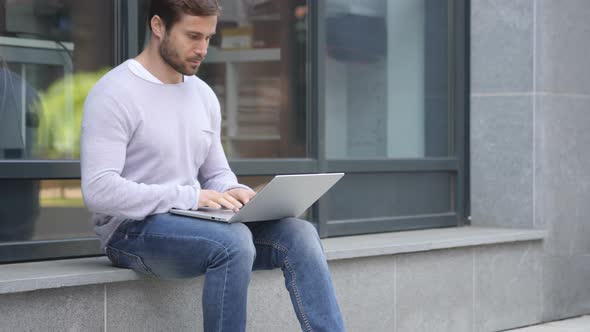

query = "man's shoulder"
[
  {"left": 186, "top": 75, "right": 216, "bottom": 98},
  {"left": 83, "top": 63, "right": 137, "bottom": 117},
  {"left": 88, "top": 62, "right": 133, "bottom": 99}
]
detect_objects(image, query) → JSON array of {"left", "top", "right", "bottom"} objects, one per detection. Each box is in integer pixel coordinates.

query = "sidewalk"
[{"left": 505, "top": 315, "right": 590, "bottom": 331}]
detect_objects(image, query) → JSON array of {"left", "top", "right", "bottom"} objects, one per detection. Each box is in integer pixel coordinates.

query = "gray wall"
[{"left": 471, "top": 0, "right": 590, "bottom": 321}]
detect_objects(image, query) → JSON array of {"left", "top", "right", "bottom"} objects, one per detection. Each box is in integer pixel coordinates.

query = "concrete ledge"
[
  {"left": 322, "top": 225, "right": 546, "bottom": 260},
  {"left": 0, "top": 226, "right": 545, "bottom": 295},
  {"left": 0, "top": 257, "right": 142, "bottom": 295}
]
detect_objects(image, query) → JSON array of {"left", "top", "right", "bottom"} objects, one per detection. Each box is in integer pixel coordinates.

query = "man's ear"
[{"left": 151, "top": 15, "right": 166, "bottom": 39}]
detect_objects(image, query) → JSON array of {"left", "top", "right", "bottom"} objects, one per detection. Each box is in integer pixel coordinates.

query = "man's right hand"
[{"left": 198, "top": 189, "right": 243, "bottom": 212}]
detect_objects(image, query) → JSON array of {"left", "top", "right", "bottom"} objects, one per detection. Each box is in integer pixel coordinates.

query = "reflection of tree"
[{"left": 36, "top": 68, "right": 110, "bottom": 159}]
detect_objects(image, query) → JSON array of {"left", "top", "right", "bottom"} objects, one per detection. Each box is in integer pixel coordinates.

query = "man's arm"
[
  {"left": 197, "top": 130, "right": 252, "bottom": 194},
  {"left": 197, "top": 96, "right": 253, "bottom": 196},
  {"left": 80, "top": 94, "right": 199, "bottom": 220}
]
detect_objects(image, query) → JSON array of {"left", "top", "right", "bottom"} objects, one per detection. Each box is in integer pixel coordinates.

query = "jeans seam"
[
  {"left": 115, "top": 231, "right": 230, "bottom": 252},
  {"left": 254, "top": 239, "right": 312, "bottom": 332},
  {"left": 219, "top": 247, "right": 230, "bottom": 332},
  {"left": 253, "top": 239, "right": 289, "bottom": 253},
  {"left": 106, "top": 245, "right": 157, "bottom": 278},
  {"left": 285, "top": 258, "right": 313, "bottom": 332}
]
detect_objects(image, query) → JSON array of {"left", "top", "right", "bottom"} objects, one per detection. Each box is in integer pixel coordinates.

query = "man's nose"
[
  {"left": 195, "top": 41, "right": 208, "bottom": 58},
  {"left": 196, "top": 48, "right": 207, "bottom": 58}
]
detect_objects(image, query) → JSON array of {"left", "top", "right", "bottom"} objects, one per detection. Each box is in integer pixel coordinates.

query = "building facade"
[{"left": 0, "top": 0, "right": 589, "bottom": 331}]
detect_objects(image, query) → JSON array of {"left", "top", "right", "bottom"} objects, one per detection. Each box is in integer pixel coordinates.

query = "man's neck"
[{"left": 135, "top": 43, "right": 183, "bottom": 84}]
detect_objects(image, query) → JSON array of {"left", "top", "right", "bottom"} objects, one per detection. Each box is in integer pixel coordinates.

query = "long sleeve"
[
  {"left": 197, "top": 95, "right": 252, "bottom": 193},
  {"left": 80, "top": 93, "right": 199, "bottom": 220}
]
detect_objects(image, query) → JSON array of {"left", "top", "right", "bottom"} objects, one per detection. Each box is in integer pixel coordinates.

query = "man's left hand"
[{"left": 225, "top": 188, "right": 256, "bottom": 206}]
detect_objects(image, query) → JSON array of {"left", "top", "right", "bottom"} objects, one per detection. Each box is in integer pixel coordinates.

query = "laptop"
[{"left": 169, "top": 173, "right": 344, "bottom": 223}]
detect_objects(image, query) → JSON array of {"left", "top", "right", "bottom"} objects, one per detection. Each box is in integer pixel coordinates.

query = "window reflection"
[
  {"left": 209, "top": 0, "right": 308, "bottom": 159},
  {"left": 324, "top": 0, "right": 451, "bottom": 159},
  {"left": 0, "top": 0, "right": 115, "bottom": 160},
  {"left": 0, "top": 179, "right": 92, "bottom": 242}
]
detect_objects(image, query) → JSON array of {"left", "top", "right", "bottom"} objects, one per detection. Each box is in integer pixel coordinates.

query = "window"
[
  {"left": 324, "top": 0, "right": 451, "bottom": 159},
  {"left": 0, "top": 0, "right": 468, "bottom": 263},
  {"left": 204, "top": 0, "right": 308, "bottom": 159},
  {"left": 0, "top": 0, "right": 115, "bottom": 160},
  {"left": 316, "top": 0, "right": 468, "bottom": 236},
  {"left": 0, "top": 0, "right": 116, "bottom": 262}
]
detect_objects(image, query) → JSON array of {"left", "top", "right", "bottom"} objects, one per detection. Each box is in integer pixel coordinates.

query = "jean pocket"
[{"left": 106, "top": 246, "right": 155, "bottom": 277}]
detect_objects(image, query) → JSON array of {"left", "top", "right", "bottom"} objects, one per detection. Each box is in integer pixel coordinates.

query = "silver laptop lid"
[{"left": 227, "top": 173, "right": 344, "bottom": 222}]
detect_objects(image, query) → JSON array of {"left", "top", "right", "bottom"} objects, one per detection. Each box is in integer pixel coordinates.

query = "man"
[{"left": 80, "top": 1, "right": 345, "bottom": 331}]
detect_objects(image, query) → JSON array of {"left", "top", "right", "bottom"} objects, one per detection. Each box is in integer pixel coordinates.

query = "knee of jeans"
[
  {"left": 227, "top": 224, "right": 256, "bottom": 263},
  {"left": 282, "top": 218, "right": 324, "bottom": 256},
  {"left": 208, "top": 235, "right": 255, "bottom": 271}
]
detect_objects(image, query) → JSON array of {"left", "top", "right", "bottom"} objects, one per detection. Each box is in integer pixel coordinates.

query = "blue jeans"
[{"left": 105, "top": 213, "right": 345, "bottom": 332}]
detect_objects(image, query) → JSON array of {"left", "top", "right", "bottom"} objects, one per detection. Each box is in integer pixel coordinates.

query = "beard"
[{"left": 159, "top": 34, "right": 203, "bottom": 76}]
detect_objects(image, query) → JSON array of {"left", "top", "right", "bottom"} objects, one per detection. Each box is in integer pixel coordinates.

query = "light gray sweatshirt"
[{"left": 81, "top": 60, "right": 248, "bottom": 249}]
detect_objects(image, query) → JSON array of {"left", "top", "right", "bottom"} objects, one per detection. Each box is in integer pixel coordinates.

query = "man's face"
[{"left": 159, "top": 14, "right": 217, "bottom": 76}]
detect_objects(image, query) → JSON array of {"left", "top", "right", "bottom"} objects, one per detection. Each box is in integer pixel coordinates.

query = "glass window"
[
  {"left": 317, "top": 0, "right": 466, "bottom": 237},
  {"left": 136, "top": 0, "right": 309, "bottom": 159},
  {"left": 0, "top": 0, "right": 115, "bottom": 160},
  {"left": 325, "top": 172, "right": 452, "bottom": 221},
  {"left": 0, "top": 179, "right": 92, "bottom": 242},
  {"left": 209, "top": 0, "right": 308, "bottom": 159},
  {"left": 324, "top": 0, "right": 451, "bottom": 159}
]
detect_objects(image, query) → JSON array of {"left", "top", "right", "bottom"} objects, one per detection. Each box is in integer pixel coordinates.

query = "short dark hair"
[{"left": 148, "top": 0, "right": 221, "bottom": 31}]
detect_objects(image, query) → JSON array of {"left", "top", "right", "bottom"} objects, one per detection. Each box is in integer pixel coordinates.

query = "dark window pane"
[
  {"left": 212, "top": 0, "right": 308, "bottom": 158},
  {"left": 0, "top": 179, "right": 93, "bottom": 242},
  {"left": 325, "top": 172, "right": 452, "bottom": 221},
  {"left": 0, "top": 0, "right": 115, "bottom": 160}
]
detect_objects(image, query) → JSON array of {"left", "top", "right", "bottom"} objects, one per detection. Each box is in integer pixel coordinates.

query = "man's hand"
[
  {"left": 198, "top": 189, "right": 244, "bottom": 212},
  {"left": 225, "top": 188, "right": 256, "bottom": 206}
]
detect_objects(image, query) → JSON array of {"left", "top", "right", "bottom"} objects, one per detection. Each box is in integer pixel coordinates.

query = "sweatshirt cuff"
[
  {"left": 190, "top": 184, "right": 201, "bottom": 210},
  {"left": 222, "top": 183, "right": 254, "bottom": 193}
]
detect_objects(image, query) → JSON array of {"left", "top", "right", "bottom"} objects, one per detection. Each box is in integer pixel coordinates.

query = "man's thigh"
[{"left": 106, "top": 213, "right": 253, "bottom": 278}]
